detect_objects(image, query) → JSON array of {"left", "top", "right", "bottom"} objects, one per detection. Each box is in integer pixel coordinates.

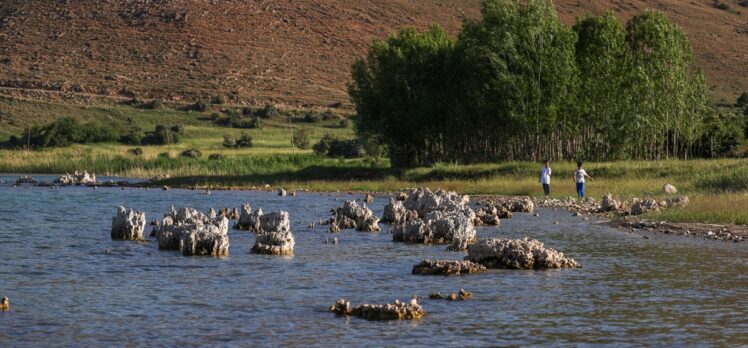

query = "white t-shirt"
[
  {"left": 574, "top": 169, "right": 588, "bottom": 183},
  {"left": 540, "top": 166, "right": 552, "bottom": 184}
]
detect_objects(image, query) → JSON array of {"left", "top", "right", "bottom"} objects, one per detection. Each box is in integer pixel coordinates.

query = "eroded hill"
[{"left": 0, "top": 0, "right": 745, "bottom": 108}]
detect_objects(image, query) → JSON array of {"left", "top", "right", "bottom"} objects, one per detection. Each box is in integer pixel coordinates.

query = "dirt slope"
[{"left": 0, "top": 0, "right": 745, "bottom": 108}]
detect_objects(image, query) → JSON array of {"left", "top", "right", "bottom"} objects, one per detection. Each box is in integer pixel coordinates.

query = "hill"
[{"left": 0, "top": 0, "right": 746, "bottom": 109}]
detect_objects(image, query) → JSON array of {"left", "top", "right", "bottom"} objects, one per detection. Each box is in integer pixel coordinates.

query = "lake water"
[{"left": 1, "top": 174, "right": 747, "bottom": 347}]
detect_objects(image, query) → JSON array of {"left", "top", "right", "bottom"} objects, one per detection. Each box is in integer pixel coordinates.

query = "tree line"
[{"left": 350, "top": 0, "right": 736, "bottom": 167}]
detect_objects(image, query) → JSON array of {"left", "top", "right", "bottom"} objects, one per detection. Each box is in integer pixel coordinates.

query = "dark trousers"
[{"left": 542, "top": 183, "right": 550, "bottom": 195}]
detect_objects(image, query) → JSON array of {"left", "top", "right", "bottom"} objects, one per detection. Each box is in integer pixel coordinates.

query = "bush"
[
  {"left": 142, "top": 125, "right": 180, "bottom": 145},
  {"left": 713, "top": 1, "right": 730, "bottom": 10},
  {"left": 170, "top": 124, "right": 185, "bottom": 135},
  {"left": 223, "top": 134, "right": 236, "bottom": 148},
  {"left": 339, "top": 119, "right": 350, "bottom": 128},
  {"left": 242, "top": 107, "right": 255, "bottom": 117},
  {"left": 257, "top": 104, "right": 278, "bottom": 118},
  {"left": 148, "top": 99, "right": 163, "bottom": 109},
  {"left": 211, "top": 95, "right": 226, "bottom": 105},
  {"left": 737, "top": 92, "right": 748, "bottom": 107},
  {"left": 321, "top": 111, "right": 336, "bottom": 120},
  {"left": 328, "top": 139, "right": 366, "bottom": 158},
  {"left": 209, "top": 153, "right": 224, "bottom": 160},
  {"left": 194, "top": 99, "right": 210, "bottom": 112},
  {"left": 181, "top": 149, "right": 202, "bottom": 158},
  {"left": 128, "top": 147, "right": 144, "bottom": 156},
  {"left": 740, "top": 0, "right": 748, "bottom": 7},
  {"left": 235, "top": 133, "right": 253, "bottom": 148},
  {"left": 292, "top": 128, "right": 311, "bottom": 149},
  {"left": 19, "top": 117, "right": 122, "bottom": 148},
  {"left": 227, "top": 115, "right": 262, "bottom": 129},
  {"left": 303, "top": 112, "right": 322, "bottom": 123},
  {"left": 210, "top": 112, "right": 221, "bottom": 120},
  {"left": 158, "top": 152, "right": 172, "bottom": 158},
  {"left": 120, "top": 128, "right": 144, "bottom": 145},
  {"left": 313, "top": 134, "right": 335, "bottom": 156}
]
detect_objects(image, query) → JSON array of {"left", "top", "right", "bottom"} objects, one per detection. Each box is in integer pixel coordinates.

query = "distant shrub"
[
  {"left": 321, "top": 111, "right": 336, "bottom": 121},
  {"left": 142, "top": 125, "right": 180, "bottom": 145},
  {"left": 181, "top": 149, "right": 202, "bottom": 158},
  {"left": 158, "top": 152, "right": 172, "bottom": 159},
  {"left": 737, "top": 92, "right": 748, "bottom": 107},
  {"left": 170, "top": 124, "right": 185, "bottom": 135},
  {"left": 713, "top": 0, "right": 730, "bottom": 10},
  {"left": 257, "top": 104, "right": 278, "bottom": 118},
  {"left": 235, "top": 133, "right": 253, "bottom": 148},
  {"left": 148, "top": 99, "right": 163, "bottom": 109},
  {"left": 328, "top": 101, "right": 343, "bottom": 108},
  {"left": 209, "top": 153, "right": 224, "bottom": 160},
  {"left": 740, "top": 0, "right": 748, "bottom": 7},
  {"left": 339, "top": 119, "right": 350, "bottom": 128},
  {"left": 194, "top": 99, "right": 210, "bottom": 112},
  {"left": 242, "top": 107, "right": 255, "bottom": 117},
  {"left": 223, "top": 134, "right": 236, "bottom": 148},
  {"left": 128, "top": 147, "right": 144, "bottom": 156},
  {"left": 292, "top": 128, "right": 311, "bottom": 149},
  {"left": 211, "top": 94, "right": 226, "bottom": 105},
  {"left": 19, "top": 117, "right": 121, "bottom": 148},
  {"left": 313, "top": 134, "right": 335, "bottom": 156},
  {"left": 328, "top": 139, "right": 366, "bottom": 158},
  {"left": 219, "top": 115, "right": 262, "bottom": 129},
  {"left": 303, "top": 112, "right": 322, "bottom": 123},
  {"left": 120, "top": 128, "right": 144, "bottom": 145},
  {"left": 210, "top": 112, "right": 221, "bottom": 120}
]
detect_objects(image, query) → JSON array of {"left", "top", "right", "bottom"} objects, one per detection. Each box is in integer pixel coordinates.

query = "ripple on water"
[{"left": 0, "top": 175, "right": 747, "bottom": 346}]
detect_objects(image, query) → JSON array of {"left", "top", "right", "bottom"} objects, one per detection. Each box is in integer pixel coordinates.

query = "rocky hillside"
[{"left": 0, "top": 0, "right": 746, "bottom": 108}]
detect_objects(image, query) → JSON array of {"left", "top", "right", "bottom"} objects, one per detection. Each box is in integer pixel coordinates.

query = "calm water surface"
[{"left": 1, "top": 174, "right": 747, "bottom": 347}]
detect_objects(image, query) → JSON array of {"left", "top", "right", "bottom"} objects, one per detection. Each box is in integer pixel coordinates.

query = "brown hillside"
[{"left": 0, "top": 0, "right": 746, "bottom": 109}]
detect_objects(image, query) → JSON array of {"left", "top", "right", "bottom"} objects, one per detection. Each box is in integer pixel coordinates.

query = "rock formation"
[
  {"left": 600, "top": 194, "right": 623, "bottom": 212},
  {"left": 381, "top": 198, "right": 418, "bottom": 224},
  {"left": 665, "top": 196, "right": 690, "bottom": 208},
  {"left": 412, "top": 260, "right": 486, "bottom": 275},
  {"left": 54, "top": 171, "right": 96, "bottom": 185},
  {"left": 329, "top": 200, "right": 380, "bottom": 232},
  {"left": 111, "top": 206, "right": 146, "bottom": 240},
  {"left": 329, "top": 298, "right": 424, "bottom": 321},
  {"left": 251, "top": 230, "right": 295, "bottom": 256},
  {"left": 152, "top": 207, "right": 230, "bottom": 256},
  {"left": 465, "top": 237, "right": 581, "bottom": 269},
  {"left": 630, "top": 198, "right": 661, "bottom": 215},
  {"left": 392, "top": 211, "right": 476, "bottom": 251},
  {"left": 15, "top": 175, "right": 37, "bottom": 184}
]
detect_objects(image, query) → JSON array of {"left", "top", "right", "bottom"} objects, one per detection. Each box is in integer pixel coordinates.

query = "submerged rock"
[
  {"left": 330, "top": 201, "right": 380, "bottom": 232},
  {"left": 329, "top": 298, "right": 424, "bottom": 321},
  {"left": 54, "top": 171, "right": 96, "bottom": 185},
  {"left": 251, "top": 230, "right": 295, "bottom": 256},
  {"left": 153, "top": 207, "right": 230, "bottom": 256},
  {"left": 15, "top": 175, "right": 37, "bottom": 185},
  {"left": 111, "top": 206, "right": 146, "bottom": 240},
  {"left": 465, "top": 237, "right": 581, "bottom": 269},
  {"left": 412, "top": 260, "right": 486, "bottom": 276},
  {"left": 474, "top": 206, "right": 501, "bottom": 226},
  {"left": 278, "top": 188, "right": 287, "bottom": 197}
]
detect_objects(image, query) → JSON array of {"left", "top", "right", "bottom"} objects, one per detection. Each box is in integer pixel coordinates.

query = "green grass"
[{"left": 1, "top": 97, "right": 747, "bottom": 225}]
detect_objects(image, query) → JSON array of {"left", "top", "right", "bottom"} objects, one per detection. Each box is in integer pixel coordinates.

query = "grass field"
[{"left": 1, "top": 97, "right": 747, "bottom": 225}]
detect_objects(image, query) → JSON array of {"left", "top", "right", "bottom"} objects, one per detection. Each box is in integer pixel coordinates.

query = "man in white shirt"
[
  {"left": 573, "top": 161, "right": 593, "bottom": 198},
  {"left": 539, "top": 160, "right": 552, "bottom": 196}
]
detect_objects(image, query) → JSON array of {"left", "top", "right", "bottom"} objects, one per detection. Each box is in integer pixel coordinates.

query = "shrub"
[
  {"left": 303, "top": 112, "right": 322, "bottom": 123},
  {"left": 210, "top": 112, "right": 221, "bottom": 120},
  {"left": 235, "top": 133, "right": 253, "bottom": 148},
  {"left": 209, "top": 153, "right": 224, "bottom": 160},
  {"left": 223, "top": 134, "right": 236, "bottom": 148},
  {"left": 740, "top": 0, "right": 748, "bottom": 7},
  {"left": 713, "top": 0, "right": 730, "bottom": 10},
  {"left": 328, "top": 139, "right": 366, "bottom": 158},
  {"left": 737, "top": 92, "right": 748, "bottom": 107},
  {"left": 292, "top": 128, "right": 311, "bottom": 149},
  {"left": 321, "top": 111, "right": 336, "bottom": 120},
  {"left": 226, "top": 115, "right": 262, "bottom": 129},
  {"left": 19, "top": 117, "right": 122, "bottom": 148},
  {"left": 128, "top": 147, "right": 144, "bottom": 156},
  {"left": 211, "top": 94, "right": 226, "bottom": 105},
  {"left": 194, "top": 99, "right": 210, "bottom": 112},
  {"left": 158, "top": 152, "right": 172, "bottom": 158},
  {"left": 142, "top": 125, "right": 180, "bottom": 145},
  {"left": 313, "top": 134, "right": 335, "bottom": 156},
  {"left": 242, "top": 107, "right": 255, "bottom": 117},
  {"left": 148, "top": 99, "right": 163, "bottom": 109},
  {"left": 257, "top": 104, "right": 278, "bottom": 118},
  {"left": 170, "top": 124, "right": 185, "bottom": 135},
  {"left": 181, "top": 149, "right": 202, "bottom": 158},
  {"left": 339, "top": 119, "right": 350, "bottom": 128},
  {"left": 120, "top": 128, "right": 144, "bottom": 145},
  {"left": 82, "top": 121, "right": 120, "bottom": 143}
]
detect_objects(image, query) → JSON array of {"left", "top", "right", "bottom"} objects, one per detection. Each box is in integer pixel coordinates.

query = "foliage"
[
  {"left": 257, "top": 104, "right": 279, "bottom": 118},
  {"left": 209, "top": 153, "right": 224, "bottom": 160},
  {"left": 147, "top": 99, "right": 163, "bottom": 110},
  {"left": 194, "top": 100, "right": 210, "bottom": 112},
  {"left": 181, "top": 149, "right": 202, "bottom": 158},
  {"left": 303, "top": 112, "right": 322, "bottom": 123},
  {"left": 350, "top": 0, "right": 714, "bottom": 166},
  {"left": 312, "top": 134, "right": 365, "bottom": 158},
  {"left": 737, "top": 92, "right": 748, "bottom": 107},
  {"left": 224, "top": 133, "right": 253, "bottom": 148},
  {"left": 292, "top": 128, "right": 311, "bottom": 149},
  {"left": 16, "top": 117, "right": 120, "bottom": 148},
  {"left": 211, "top": 94, "right": 226, "bottom": 105},
  {"left": 142, "top": 125, "right": 181, "bottom": 145}
]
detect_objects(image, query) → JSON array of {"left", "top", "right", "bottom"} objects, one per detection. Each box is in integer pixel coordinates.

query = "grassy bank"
[{"left": 1, "top": 97, "right": 747, "bottom": 225}]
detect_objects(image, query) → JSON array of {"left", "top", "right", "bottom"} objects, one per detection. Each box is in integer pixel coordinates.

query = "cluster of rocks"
[
  {"left": 232, "top": 204, "right": 295, "bottom": 255},
  {"left": 465, "top": 238, "right": 581, "bottom": 269},
  {"left": 151, "top": 207, "right": 230, "bottom": 256},
  {"left": 412, "top": 260, "right": 486, "bottom": 276},
  {"left": 429, "top": 289, "right": 472, "bottom": 301},
  {"left": 111, "top": 206, "right": 146, "bottom": 240},
  {"left": 478, "top": 196, "right": 534, "bottom": 216},
  {"left": 54, "top": 171, "right": 96, "bottom": 185},
  {"left": 535, "top": 193, "right": 690, "bottom": 217},
  {"left": 386, "top": 188, "right": 487, "bottom": 251},
  {"left": 219, "top": 207, "right": 240, "bottom": 220},
  {"left": 327, "top": 200, "right": 380, "bottom": 232},
  {"left": 15, "top": 175, "right": 37, "bottom": 185},
  {"left": 329, "top": 298, "right": 424, "bottom": 321}
]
